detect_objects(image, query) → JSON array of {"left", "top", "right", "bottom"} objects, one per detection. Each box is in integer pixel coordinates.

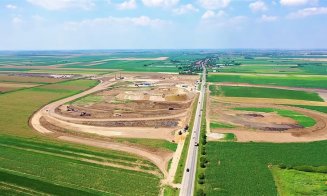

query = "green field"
[
  {"left": 234, "top": 107, "right": 316, "bottom": 127},
  {"left": 115, "top": 138, "right": 177, "bottom": 152},
  {"left": 209, "top": 85, "right": 324, "bottom": 102},
  {"left": 208, "top": 74, "right": 327, "bottom": 89},
  {"left": 0, "top": 78, "right": 162, "bottom": 195},
  {"left": 272, "top": 166, "right": 327, "bottom": 196},
  {"left": 0, "top": 136, "right": 160, "bottom": 195},
  {"left": 64, "top": 60, "right": 179, "bottom": 72},
  {"left": 210, "top": 122, "right": 236, "bottom": 129},
  {"left": 0, "top": 79, "right": 97, "bottom": 137},
  {"left": 205, "top": 141, "right": 327, "bottom": 195},
  {"left": 289, "top": 105, "right": 327, "bottom": 114},
  {"left": 210, "top": 56, "right": 327, "bottom": 75}
]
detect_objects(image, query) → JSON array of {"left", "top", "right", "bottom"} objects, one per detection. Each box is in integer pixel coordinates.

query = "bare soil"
[
  {"left": 30, "top": 72, "right": 199, "bottom": 177},
  {"left": 209, "top": 95, "right": 327, "bottom": 143}
]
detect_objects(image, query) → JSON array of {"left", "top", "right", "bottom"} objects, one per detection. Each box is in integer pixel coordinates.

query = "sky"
[{"left": 0, "top": 0, "right": 327, "bottom": 50}]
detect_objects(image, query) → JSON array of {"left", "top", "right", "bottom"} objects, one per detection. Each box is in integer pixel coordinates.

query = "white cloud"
[
  {"left": 199, "top": 0, "right": 231, "bottom": 10},
  {"left": 142, "top": 0, "right": 179, "bottom": 7},
  {"left": 117, "top": 0, "right": 137, "bottom": 10},
  {"left": 280, "top": 0, "right": 317, "bottom": 6},
  {"left": 201, "top": 10, "right": 225, "bottom": 19},
  {"left": 201, "top": 10, "right": 247, "bottom": 28},
  {"left": 65, "top": 16, "right": 169, "bottom": 30},
  {"left": 27, "top": 0, "right": 95, "bottom": 10},
  {"left": 6, "top": 4, "right": 17, "bottom": 9},
  {"left": 260, "top": 14, "right": 278, "bottom": 22},
  {"left": 288, "top": 7, "right": 327, "bottom": 18},
  {"left": 32, "top": 15, "right": 46, "bottom": 22},
  {"left": 12, "top": 16, "right": 23, "bottom": 27},
  {"left": 249, "top": 1, "right": 267, "bottom": 12},
  {"left": 173, "top": 4, "right": 199, "bottom": 15}
]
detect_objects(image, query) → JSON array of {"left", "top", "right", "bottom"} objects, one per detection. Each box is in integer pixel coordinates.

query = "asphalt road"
[{"left": 180, "top": 66, "right": 206, "bottom": 196}]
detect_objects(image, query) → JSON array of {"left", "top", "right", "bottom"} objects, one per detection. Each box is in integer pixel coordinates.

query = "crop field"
[
  {"left": 0, "top": 76, "right": 164, "bottom": 195},
  {"left": 0, "top": 50, "right": 208, "bottom": 74},
  {"left": 28, "top": 68, "right": 112, "bottom": 75},
  {"left": 64, "top": 60, "right": 179, "bottom": 72},
  {"left": 209, "top": 85, "right": 324, "bottom": 101},
  {"left": 271, "top": 166, "right": 327, "bottom": 195},
  {"left": 207, "top": 74, "right": 327, "bottom": 89},
  {"left": 205, "top": 51, "right": 327, "bottom": 195},
  {"left": 2, "top": 49, "right": 327, "bottom": 195},
  {"left": 0, "top": 74, "right": 66, "bottom": 84},
  {"left": 0, "top": 136, "right": 160, "bottom": 195},
  {"left": 210, "top": 55, "right": 327, "bottom": 75},
  {"left": 204, "top": 141, "right": 327, "bottom": 195},
  {"left": 0, "top": 82, "right": 39, "bottom": 93},
  {"left": 0, "top": 79, "right": 97, "bottom": 137}
]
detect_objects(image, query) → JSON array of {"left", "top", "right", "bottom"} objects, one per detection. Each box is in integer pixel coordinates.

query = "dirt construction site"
[
  {"left": 30, "top": 72, "right": 199, "bottom": 177},
  {"left": 207, "top": 84, "right": 327, "bottom": 143}
]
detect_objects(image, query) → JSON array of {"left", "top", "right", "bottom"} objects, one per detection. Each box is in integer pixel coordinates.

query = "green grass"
[
  {"left": 289, "top": 105, "right": 327, "bottom": 114},
  {"left": 207, "top": 74, "right": 327, "bottom": 89},
  {"left": 115, "top": 138, "right": 177, "bottom": 152},
  {"left": 234, "top": 107, "right": 316, "bottom": 127},
  {"left": 272, "top": 166, "right": 327, "bottom": 196},
  {"left": 209, "top": 85, "right": 324, "bottom": 102},
  {"left": 72, "top": 94, "right": 103, "bottom": 105},
  {"left": 174, "top": 96, "right": 199, "bottom": 183},
  {"left": 205, "top": 141, "right": 327, "bottom": 196},
  {"left": 210, "top": 122, "right": 236, "bottom": 129},
  {"left": 0, "top": 136, "right": 160, "bottom": 195},
  {"left": 223, "top": 133, "right": 236, "bottom": 141},
  {"left": 163, "top": 186, "right": 179, "bottom": 196}
]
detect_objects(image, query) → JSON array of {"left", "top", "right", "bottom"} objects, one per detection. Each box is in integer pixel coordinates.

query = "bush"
[
  {"left": 293, "top": 165, "right": 314, "bottom": 172},
  {"left": 198, "top": 178, "right": 205, "bottom": 184},
  {"left": 196, "top": 189, "right": 205, "bottom": 196},
  {"left": 200, "top": 162, "right": 206, "bottom": 168},
  {"left": 202, "top": 138, "right": 207, "bottom": 145},
  {"left": 201, "top": 148, "right": 206, "bottom": 155},
  {"left": 200, "top": 156, "right": 207, "bottom": 163},
  {"left": 279, "top": 163, "right": 287, "bottom": 169},
  {"left": 198, "top": 172, "right": 205, "bottom": 180}
]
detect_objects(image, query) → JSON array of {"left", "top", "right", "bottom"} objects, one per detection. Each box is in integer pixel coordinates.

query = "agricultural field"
[
  {"left": 0, "top": 71, "right": 170, "bottom": 195},
  {"left": 272, "top": 166, "right": 327, "bottom": 195},
  {"left": 0, "top": 136, "right": 160, "bottom": 196},
  {"left": 0, "top": 50, "right": 208, "bottom": 73},
  {"left": 0, "top": 50, "right": 209, "bottom": 195},
  {"left": 209, "top": 85, "right": 324, "bottom": 101},
  {"left": 204, "top": 50, "right": 327, "bottom": 196},
  {"left": 207, "top": 73, "right": 327, "bottom": 89},
  {"left": 204, "top": 141, "right": 327, "bottom": 195},
  {"left": 2, "top": 49, "right": 327, "bottom": 195}
]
